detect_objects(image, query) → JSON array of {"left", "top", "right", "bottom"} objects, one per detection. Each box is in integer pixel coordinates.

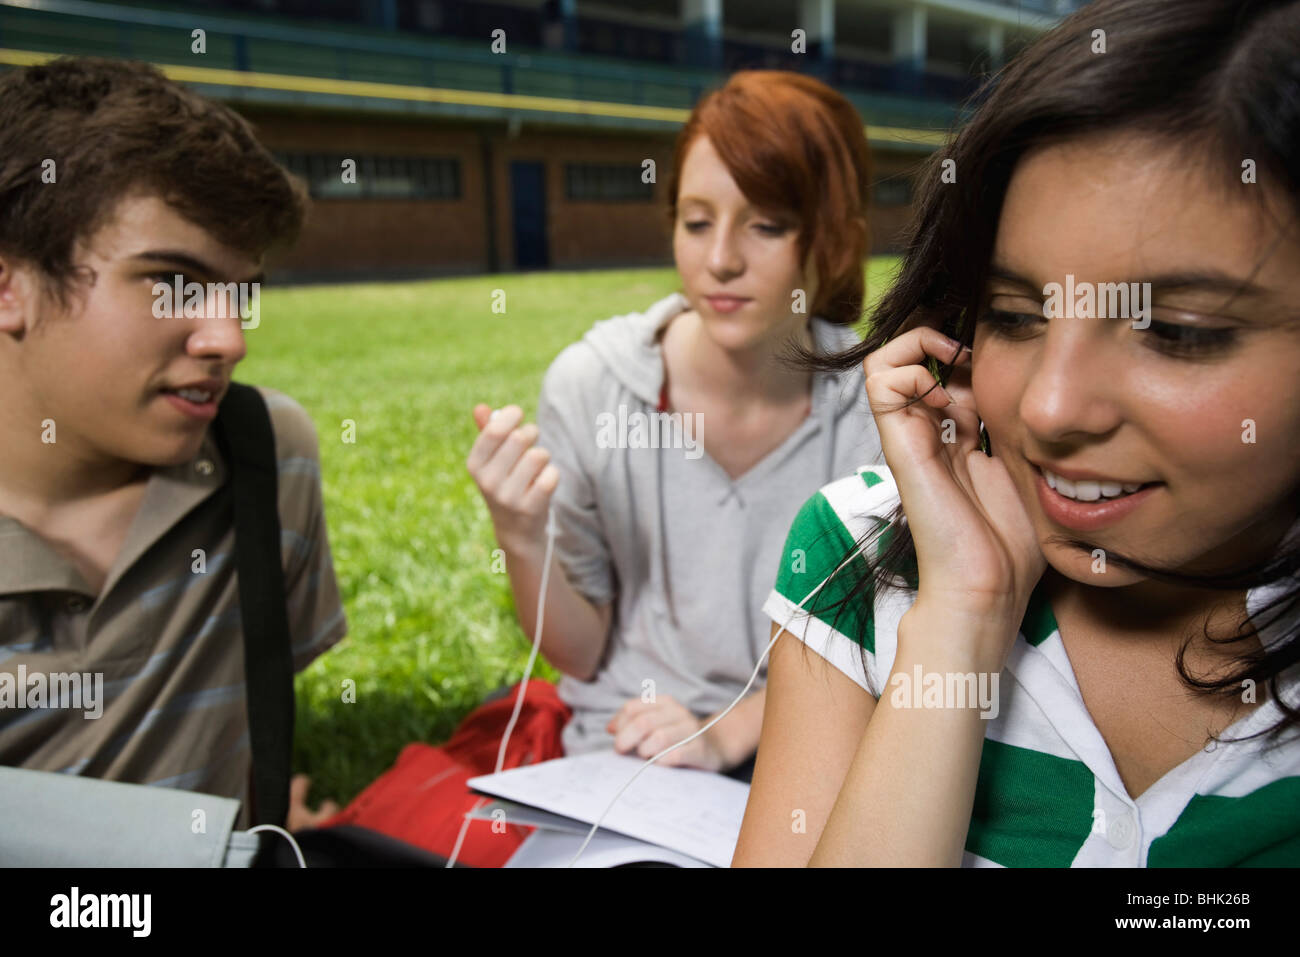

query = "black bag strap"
[{"left": 212, "top": 383, "right": 294, "bottom": 828}]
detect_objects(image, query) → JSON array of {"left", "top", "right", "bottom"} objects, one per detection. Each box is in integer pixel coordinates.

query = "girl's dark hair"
[{"left": 798, "top": 0, "right": 1300, "bottom": 739}]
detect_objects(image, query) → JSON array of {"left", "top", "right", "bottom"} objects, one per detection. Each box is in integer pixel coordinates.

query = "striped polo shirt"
[
  {"left": 0, "top": 386, "right": 346, "bottom": 830},
  {"left": 762, "top": 464, "right": 1300, "bottom": 866}
]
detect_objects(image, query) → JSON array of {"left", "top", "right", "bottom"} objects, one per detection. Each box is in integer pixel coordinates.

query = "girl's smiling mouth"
[{"left": 1032, "top": 463, "right": 1163, "bottom": 532}]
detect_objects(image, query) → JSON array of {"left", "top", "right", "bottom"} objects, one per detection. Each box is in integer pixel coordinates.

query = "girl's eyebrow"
[
  {"left": 987, "top": 263, "right": 1039, "bottom": 291},
  {"left": 988, "top": 262, "right": 1270, "bottom": 300},
  {"left": 1142, "top": 270, "right": 1269, "bottom": 301},
  {"left": 678, "top": 196, "right": 765, "bottom": 215}
]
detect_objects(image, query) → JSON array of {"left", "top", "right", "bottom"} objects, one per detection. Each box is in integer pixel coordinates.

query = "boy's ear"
[{"left": 0, "top": 254, "right": 39, "bottom": 335}]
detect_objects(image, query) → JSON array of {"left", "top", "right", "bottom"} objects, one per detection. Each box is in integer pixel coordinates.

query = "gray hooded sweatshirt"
[{"left": 534, "top": 292, "right": 883, "bottom": 756}]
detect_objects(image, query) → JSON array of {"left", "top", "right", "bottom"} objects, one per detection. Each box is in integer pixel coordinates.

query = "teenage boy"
[{"left": 0, "top": 56, "right": 346, "bottom": 832}]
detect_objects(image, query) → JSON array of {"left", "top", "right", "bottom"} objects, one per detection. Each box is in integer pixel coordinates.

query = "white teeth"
[
  {"left": 1043, "top": 468, "right": 1144, "bottom": 502},
  {"left": 176, "top": 388, "right": 212, "bottom": 403},
  {"left": 1073, "top": 480, "right": 1101, "bottom": 501}
]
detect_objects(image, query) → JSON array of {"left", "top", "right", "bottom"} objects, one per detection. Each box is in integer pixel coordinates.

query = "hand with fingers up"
[{"left": 863, "top": 326, "right": 1045, "bottom": 672}]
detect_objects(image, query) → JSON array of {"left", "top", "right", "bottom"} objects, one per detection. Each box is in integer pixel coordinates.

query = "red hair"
[{"left": 667, "top": 70, "right": 872, "bottom": 326}]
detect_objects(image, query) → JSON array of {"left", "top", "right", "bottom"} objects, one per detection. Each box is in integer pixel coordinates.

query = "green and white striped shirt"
[{"left": 762, "top": 464, "right": 1300, "bottom": 867}]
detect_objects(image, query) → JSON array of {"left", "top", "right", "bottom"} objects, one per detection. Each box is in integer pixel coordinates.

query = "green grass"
[{"left": 238, "top": 258, "right": 899, "bottom": 805}]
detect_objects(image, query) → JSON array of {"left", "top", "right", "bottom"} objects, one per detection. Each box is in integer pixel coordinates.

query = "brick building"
[{"left": 0, "top": 0, "right": 1081, "bottom": 280}]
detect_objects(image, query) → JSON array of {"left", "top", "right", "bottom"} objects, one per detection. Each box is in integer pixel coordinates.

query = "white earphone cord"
[
  {"left": 248, "top": 823, "right": 306, "bottom": 868},
  {"left": 446, "top": 477, "right": 874, "bottom": 868},
  {"left": 445, "top": 504, "right": 559, "bottom": 868},
  {"left": 565, "top": 532, "right": 877, "bottom": 867}
]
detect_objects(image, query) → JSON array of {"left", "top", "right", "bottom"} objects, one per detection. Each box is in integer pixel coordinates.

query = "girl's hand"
[
  {"left": 863, "top": 326, "right": 1045, "bottom": 659},
  {"left": 606, "top": 695, "right": 727, "bottom": 772},
  {"left": 286, "top": 774, "right": 340, "bottom": 832},
  {"left": 466, "top": 403, "right": 559, "bottom": 555}
]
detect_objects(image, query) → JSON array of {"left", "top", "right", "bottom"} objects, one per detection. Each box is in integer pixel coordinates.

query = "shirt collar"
[{"left": 0, "top": 429, "right": 228, "bottom": 601}]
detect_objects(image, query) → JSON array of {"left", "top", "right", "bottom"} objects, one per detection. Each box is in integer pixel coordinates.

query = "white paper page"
[
  {"left": 466, "top": 799, "right": 591, "bottom": 834},
  {"left": 504, "top": 828, "right": 709, "bottom": 868},
  {"left": 468, "top": 751, "right": 750, "bottom": 868}
]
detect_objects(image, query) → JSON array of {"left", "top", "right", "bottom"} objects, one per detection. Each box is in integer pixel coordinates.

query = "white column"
[
  {"left": 891, "top": 6, "right": 926, "bottom": 70},
  {"left": 799, "top": 0, "right": 835, "bottom": 61},
  {"left": 683, "top": 0, "right": 723, "bottom": 67},
  {"left": 982, "top": 23, "right": 1003, "bottom": 70},
  {"left": 683, "top": 0, "right": 723, "bottom": 41}
]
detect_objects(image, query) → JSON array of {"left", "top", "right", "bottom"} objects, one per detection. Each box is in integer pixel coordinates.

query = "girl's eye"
[
  {"left": 976, "top": 308, "right": 1040, "bottom": 337},
  {"left": 977, "top": 308, "right": 1240, "bottom": 357},
  {"left": 1143, "top": 320, "right": 1238, "bottom": 357},
  {"left": 683, "top": 220, "right": 787, "bottom": 235}
]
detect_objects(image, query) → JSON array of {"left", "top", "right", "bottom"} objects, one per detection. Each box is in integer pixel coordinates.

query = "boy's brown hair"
[{"left": 0, "top": 56, "right": 307, "bottom": 306}]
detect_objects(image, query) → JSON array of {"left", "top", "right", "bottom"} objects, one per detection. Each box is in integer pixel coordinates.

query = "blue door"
[{"left": 510, "top": 161, "right": 549, "bottom": 270}]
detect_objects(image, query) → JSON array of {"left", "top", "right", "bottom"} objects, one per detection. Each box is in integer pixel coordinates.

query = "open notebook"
[{"left": 467, "top": 751, "right": 751, "bottom": 868}]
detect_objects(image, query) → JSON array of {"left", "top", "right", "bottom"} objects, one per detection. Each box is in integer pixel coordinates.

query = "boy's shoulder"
[{"left": 247, "top": 385, "right": 323, "bottom": 465}]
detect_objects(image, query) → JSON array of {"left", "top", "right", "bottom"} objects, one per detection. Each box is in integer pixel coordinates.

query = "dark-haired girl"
[{"left": 734, "top": 0, "right": 1300, "bottom": 867}]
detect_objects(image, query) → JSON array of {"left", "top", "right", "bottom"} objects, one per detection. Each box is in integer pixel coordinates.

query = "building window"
[
  {"left": 564, "top": 163, "right": 655, "bottom": 202},
  {"left": 275, "top": 152, "right": 462, "bottom": 200}
]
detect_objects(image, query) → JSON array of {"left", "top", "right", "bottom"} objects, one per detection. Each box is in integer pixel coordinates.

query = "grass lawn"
[{"left": 238, "top": 258, "right": 900, "bottom": 805}]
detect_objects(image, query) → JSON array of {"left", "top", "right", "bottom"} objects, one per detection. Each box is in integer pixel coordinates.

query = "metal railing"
[{"left": 0, "top": 0, "right": 963, "bottom": 131}]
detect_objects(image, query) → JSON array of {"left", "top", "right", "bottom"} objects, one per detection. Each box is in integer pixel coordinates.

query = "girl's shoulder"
[
  {"left": 541, "top": 293, "right": 688, "bottom": 408},
  {"left": 783, "top": 465, "right": 904, "bottom": 555},
  {"left": 766, "top": 465, "right": 912, "bottom": 674},
  {"left": 808, "top": 315, "right": 865, "bottom": 356}
]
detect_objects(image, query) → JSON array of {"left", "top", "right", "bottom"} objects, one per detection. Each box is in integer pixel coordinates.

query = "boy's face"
[{"left": 3, "top": 193, "right": 259, "bottom": 469}]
